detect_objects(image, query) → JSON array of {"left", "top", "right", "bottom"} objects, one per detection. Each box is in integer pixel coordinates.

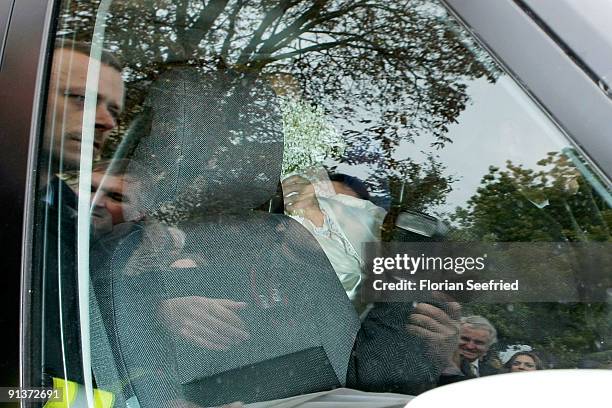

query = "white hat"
[{"left": 499, "top": 344, "right": 533, "bottom": 364}]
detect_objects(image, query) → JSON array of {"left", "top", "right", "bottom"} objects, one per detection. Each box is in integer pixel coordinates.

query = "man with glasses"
[
  {"left": 43, "top": 40, "right": 124, "bottom": 175},
  {"left": 41, "top": 40, "right": 124, "bottom": 389}
]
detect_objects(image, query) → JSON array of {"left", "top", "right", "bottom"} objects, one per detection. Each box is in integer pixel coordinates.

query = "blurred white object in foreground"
[{"left": 410, "top": 369, "right": 612, "bottom": 408}]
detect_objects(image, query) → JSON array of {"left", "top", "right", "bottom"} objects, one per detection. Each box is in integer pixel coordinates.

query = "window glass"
[{"left": 33, "top": 0, "right": 611, "bottom": 406}]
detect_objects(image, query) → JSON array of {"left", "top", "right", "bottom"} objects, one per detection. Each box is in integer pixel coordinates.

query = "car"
[{"left": 1, "top": 0, "right": 610, "bottom": 406}]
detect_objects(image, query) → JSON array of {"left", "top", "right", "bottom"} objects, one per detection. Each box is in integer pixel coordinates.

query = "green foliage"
[
  {"left": 455, "top": 151, "right": 612, "bottom": 368},
  {"left": 280, "top": 96, "right": 345, "bottom": 177},
  {"left": 451, "top": 152, "right": 611, "bottom": 242},
  {"left": 466, "top": 302, "right": 609, "bottom": 368}
]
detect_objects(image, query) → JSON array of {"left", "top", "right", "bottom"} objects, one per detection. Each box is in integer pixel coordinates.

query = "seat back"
[{"left": 91, "top": 68, "right": 360, "bottom": 407}]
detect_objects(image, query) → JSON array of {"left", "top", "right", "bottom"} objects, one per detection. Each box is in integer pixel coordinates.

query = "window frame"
[
  {"left": 0, "top": 0, "right": 58, "bottom": 392},
  {"left": 442, "top": 0, "right": 612, "bottom": 183}
]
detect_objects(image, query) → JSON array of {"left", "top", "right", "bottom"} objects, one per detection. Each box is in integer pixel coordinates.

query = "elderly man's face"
[
  {"left": 45, "top": 48, "right": 124, "bottom": 170},
  {"left": 458, "top": 325, "right": 491, "bottom": 362}
]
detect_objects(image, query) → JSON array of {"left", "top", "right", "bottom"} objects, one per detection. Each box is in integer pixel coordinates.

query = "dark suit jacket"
[
  {"left": 437, "top": 357, "right": 477, "bottom": 386},
  {"left": 347, "top": 302, "right": 445, "bottom": 395},
  {"left": 41, "top": 177, "right": 83, "bottom": 384}
]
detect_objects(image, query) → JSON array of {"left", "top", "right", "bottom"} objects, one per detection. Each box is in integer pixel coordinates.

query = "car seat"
[{"left": 90, "top": 67, "right": 361, "bottom": 407}]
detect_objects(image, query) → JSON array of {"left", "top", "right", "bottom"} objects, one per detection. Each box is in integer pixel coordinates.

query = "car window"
[{"left": 30, "top": 0, "right": 611, "bottom": 406}]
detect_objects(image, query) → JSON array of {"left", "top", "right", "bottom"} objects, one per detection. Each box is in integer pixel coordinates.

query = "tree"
[
  {"left": 453, "top": 150, "right": 612, "bottom": 368},
  {"left": 451, "top": 152, "right": 611, "bottom": 242},
  {"left": 57, "top": 0, "right": 499, "bottom": 210}
]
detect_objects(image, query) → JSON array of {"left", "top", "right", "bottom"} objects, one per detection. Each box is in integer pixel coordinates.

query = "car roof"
[{"left": 522, "top": 0, "right": 612, "bottom": 93}]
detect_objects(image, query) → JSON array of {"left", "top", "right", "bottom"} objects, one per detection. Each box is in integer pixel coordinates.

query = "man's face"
[
  {"left": 90, "top": 171, "right": 140, "bottom": 227},
  {"left": 458, "top": 325, "right": 491, "bottom": 362},
  {"left": 45, "top": 49, "right": 124, "bottom": 170}
]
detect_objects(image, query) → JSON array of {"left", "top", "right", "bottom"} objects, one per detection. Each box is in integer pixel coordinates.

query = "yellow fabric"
[
  {"left": 44, "top": 377, "right": 114, "bottom": 408},
  {"left": 93, "top": 387, "right": 115, "bottom": 408},
  {"left": 44, "top": 377, "right": 77, "bottom": 407}
]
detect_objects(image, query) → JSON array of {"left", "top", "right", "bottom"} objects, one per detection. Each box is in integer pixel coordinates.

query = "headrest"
[{"left": 130, "top": 68, "right": 284, "bottom": 215}]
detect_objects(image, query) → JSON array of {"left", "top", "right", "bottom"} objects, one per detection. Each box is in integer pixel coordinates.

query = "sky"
[{"left": 332, "top": 73, "right": 571, "bottom": 216}]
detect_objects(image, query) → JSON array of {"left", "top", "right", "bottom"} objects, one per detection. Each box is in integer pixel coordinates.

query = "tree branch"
[
  {"left": 266, "top": 37, "right": 358, "bottom": 62},
  {"left": 174, "top": 0, "right": 190, "bottom": 58},
  {"left": 184, "top": 0, "right": 231, "bottom": 55},
  {"left": 265, "top": 1, "right": 377, "bottom": 54},
  {"left": 257, "top": 0, "right": 329, "bottom": 56},
  {"left": 220, "top": 0, "right": 246, "bottom": 59},
  {"left": 237, "top": 0, "right": 301, "bottom": 65}
]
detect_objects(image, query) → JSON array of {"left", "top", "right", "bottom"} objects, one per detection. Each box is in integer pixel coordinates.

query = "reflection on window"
[{"left": 32, "top": 0, "right": 612, "bottom": 406}]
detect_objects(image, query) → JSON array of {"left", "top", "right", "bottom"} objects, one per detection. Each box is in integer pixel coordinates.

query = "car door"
[
  {"left": 13, "top": 0, "right": 612, "bottom": 406},
  {"left": 0, "top": 0, "right": 55, "bottom": 397}
]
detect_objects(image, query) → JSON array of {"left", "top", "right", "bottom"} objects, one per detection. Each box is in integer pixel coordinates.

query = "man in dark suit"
[{"left": 438, "top": 315, "right": 498, "bottom": 385}]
